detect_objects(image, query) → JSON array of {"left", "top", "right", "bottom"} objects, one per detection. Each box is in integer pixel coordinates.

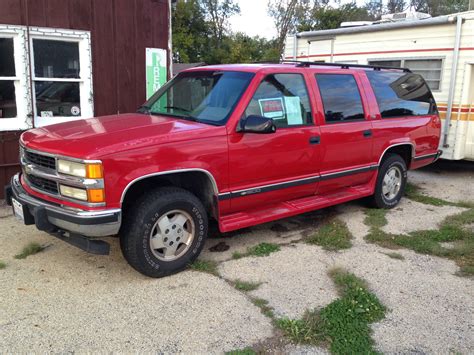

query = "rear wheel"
[
  {"left": 120, "top": 187, "right": 208, "bottom": 277},
  {"left": 370, "top": 154, "right": 407, "bottom": 209}
]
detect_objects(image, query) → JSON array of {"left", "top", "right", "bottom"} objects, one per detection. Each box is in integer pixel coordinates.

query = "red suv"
[{"left": 5, "top": 62, "right": 442, "bottom": 277}]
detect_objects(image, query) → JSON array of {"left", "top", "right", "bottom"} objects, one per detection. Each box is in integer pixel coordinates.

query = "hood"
[{"left": 21, "top": 113, "right": 225, "bottom": 159}]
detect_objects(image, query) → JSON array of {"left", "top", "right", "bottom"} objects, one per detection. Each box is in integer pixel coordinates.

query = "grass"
[
  {"left": 384, "top": 252, "right": 405, "bottom": 260},
  {"left": 233, "top": 279, "right": 261, "bottom": 292},
  {"left": 405, "top": 183, "right": 474, "bottom": 208},
  {"left": 366, "top": 208, "right": 474, "bottom": 277},
  {"left": 252, "top": 298, "right": 275, "bottom": 319},
  {"left": 306, "top": 219, "right": 352, "bottom": 251},
  {"left": 225, "top": 348, "right": 256, "bottom": 355},
  {"left": 189, "top": 259, "right": 219, "bottom": 276},
  {"left": 232, "top": 242, "right": 280, "bottom": 259},
  {"left": 364, "top": 209, "right": 388, "bottom": 229},
  {"left": 0, "top": 261, "right": 6, "bottom": 269},
  {"left": 14, "top": 242, "right": 45, "bottom": 260},
  {"left": 276, "top": 268, "right": 385, "bottom": 354}
]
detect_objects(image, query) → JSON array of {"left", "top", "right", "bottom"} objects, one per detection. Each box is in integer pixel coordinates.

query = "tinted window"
[
  {"left": 316, "top": 74, "right": 364, "bottom": 123},
  {"left": 366, "top": 71, "right": 436, "bottom": 118},
  {"left": 33, "top": 39, "right": 80, "bottom": 78},
  {"left": 0, "top": 38, "right": 15, "bottom": 77},
  {"left": 245, "top": 74, "right": 312, "bottom": 128}
]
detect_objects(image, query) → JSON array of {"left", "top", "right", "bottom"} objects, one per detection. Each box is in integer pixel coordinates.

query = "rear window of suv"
[{"left": 366, "top": 71, "right": 437, "bottom": 118}]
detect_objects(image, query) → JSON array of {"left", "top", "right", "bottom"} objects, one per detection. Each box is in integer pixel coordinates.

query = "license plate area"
[{"left": 12, "top": 197, "right": 25, "bottom": 223}]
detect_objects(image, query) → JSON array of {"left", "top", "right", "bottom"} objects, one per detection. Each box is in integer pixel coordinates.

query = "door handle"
[
  {"left": 309, "top": 136, "right": 320, "bottom": 145},
  {"left": 363, "top": 129, "right": 372, "bottom": 137}
]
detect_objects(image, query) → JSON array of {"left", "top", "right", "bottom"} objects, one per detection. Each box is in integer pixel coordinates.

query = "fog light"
[{"left": 59, "top": 185, "right": 88, "bottom": 201}]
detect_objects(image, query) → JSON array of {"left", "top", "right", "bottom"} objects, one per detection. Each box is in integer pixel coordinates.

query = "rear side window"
[
  {"left": 366, "top": 71, "right": 436, "bottom": 118},
  {"left": 244, "top": 74, "right": 312, "bottom": 128},
  {"left": 315, "top": 74, "right": 365, "bottom": 123}
]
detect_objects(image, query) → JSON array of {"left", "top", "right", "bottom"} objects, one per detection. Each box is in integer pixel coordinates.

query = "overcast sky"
[{"left": 229, "top": 0, "right": 372, "bottom": 39}]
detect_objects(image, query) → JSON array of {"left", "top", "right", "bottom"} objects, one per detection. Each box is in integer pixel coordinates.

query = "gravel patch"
[
  {"left": 382, "top": 199, "right": 465, "bottom": 235},
  {"left": 0, "top": 214, "right": 273, "bottom": 353}
]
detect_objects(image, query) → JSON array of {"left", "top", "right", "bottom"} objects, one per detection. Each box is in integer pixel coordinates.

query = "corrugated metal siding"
[{"left": 0, "top": 0, "right": 170, "bottom": 198}]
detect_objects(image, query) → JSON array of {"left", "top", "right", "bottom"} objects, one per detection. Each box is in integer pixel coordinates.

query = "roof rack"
[{"left": 280, "top": 60, "right": 411, "bottom": 73}]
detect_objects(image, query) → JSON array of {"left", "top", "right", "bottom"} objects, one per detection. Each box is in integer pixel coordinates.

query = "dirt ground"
[{"left": 0, "top": 160, "right": 473, "bottom": 353}]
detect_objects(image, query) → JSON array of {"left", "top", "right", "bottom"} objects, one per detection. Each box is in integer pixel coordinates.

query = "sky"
[{"left": 229, "top": 0, "right": 370, "bottom": 39}]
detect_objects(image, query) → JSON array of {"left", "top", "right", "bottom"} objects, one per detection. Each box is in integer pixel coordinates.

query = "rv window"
[
  {"left": 404, "top": 59, "right": 442, "bottom": 91},
  {"left": 0, "top": 38, "right": 17, "bottom": 119},
  {"left": 316, "top": 74, "right": 365, "bottom": 123},
  {"left": 366, "top": 71, "right": 436, "bottom": 118}
]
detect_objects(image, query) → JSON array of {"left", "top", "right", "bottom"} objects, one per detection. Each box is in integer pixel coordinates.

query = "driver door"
[{"left": 227, "top": 72, "right": 321, "bottom": 212}]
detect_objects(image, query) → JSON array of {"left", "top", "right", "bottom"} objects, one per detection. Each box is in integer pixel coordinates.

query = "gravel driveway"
[{"left": 0, "top": 160, "right": 473, "bottom": 353}]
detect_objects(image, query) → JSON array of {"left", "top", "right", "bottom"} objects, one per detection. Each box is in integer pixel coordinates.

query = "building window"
[
  {"left": 315, "top": 74, "right": 365, "bottom": 123},
  {"left": 0, "top": 38, "right": 17, "bottom": 119},
  {"left": 368, "top": 59, "right": 442, "bottom": 91}
]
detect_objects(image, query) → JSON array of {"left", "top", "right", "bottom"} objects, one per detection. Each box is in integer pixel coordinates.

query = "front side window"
[
  {"left": 316, "top": 74, "right": 365, "bottom": 123},
  {"left": 144, "top": 71, "right": 254, "bottom": 126},
  {"left": 244, "top": 73, "right": 312, "bottom": 128},
  {"left": 0, "top": 38, "right": 17, "bottom": 119},
  {"left": 366, "top": 71, "right": 436, "bottom": 119},
  {"left": 33, "top": 39, "right": 81, "bottom": 118}
]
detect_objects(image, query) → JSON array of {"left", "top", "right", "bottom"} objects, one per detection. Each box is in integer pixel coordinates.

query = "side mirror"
[{"left": 238, "top": 115, "right": 276, "bottom": 134}]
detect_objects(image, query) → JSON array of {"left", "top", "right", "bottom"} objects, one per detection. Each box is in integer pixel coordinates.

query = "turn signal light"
[
  {"left": 86, "top": 164, "right": 103, "bottom": 179},
  {"left": 87, "top": 188, "right": 105, "bottom": 203}
]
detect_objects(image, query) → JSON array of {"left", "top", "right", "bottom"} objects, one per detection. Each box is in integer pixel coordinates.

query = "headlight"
[
  {"left": 57, "top": 159, "right": 103, "bottom": 179},
  {"left": 59, "top": 185, "right": 88, "bottom": 201}
]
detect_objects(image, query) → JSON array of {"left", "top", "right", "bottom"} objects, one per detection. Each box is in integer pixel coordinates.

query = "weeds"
[
  {"left": 225, "top": 348, "right": 256, "bottom": 355},
  {"left": 306, "top": 219, "right": 352, "bottom": 251},
  {"left": 384, "top": 252, "right": 405, "bottom": 260},
  {"left": 232, "top": 242, "right": 280, "bottom": 259},
  {"left": 364, "top": 209, "right": 388, "bottom": 229},
  {"left": 233, "top": 280, "right": 261, "bottom": 292},
  {"left": 189, "top": 260, "right": 219, "bottom": 276},
  {"left": 14, "top": 242, "right": 45, "bottom": 260},
  {"left": 252, "top": 298, "right": 275, "bottom": 319},
  {"left": 277, "top": 268, "right": 385, "bottom": 354},
  {"left": 405, "top": 183, "right": 474, "bottom": 208},
  {"left": 0, "top": 261, "right": 6, "bottom": 269}
]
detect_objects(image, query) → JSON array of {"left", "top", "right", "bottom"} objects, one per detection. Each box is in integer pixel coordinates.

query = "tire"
[
  {"left": 120, "top": 187, "right": 208, "bottom": 278},
  {"left": 370, "top": 154, "right": 407, "bottom": 209}
]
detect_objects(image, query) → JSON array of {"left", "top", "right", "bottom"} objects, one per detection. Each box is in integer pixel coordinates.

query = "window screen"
[
  {"left": 245, "top": 74, "right": 312, "bottom": 128},
  {"left": 316, "top": 74, "right": 365, "bottom": 123},
  {"left": 366, "top": 71, "right": 436, "bottom": 118}
]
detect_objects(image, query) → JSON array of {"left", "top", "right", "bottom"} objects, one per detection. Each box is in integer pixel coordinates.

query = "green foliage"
[
  {"left": 233, "top": 279, "right": 261, "bottom": 292},
  {"left": 251, "top": 297, "right": 275, "bottom": 319},
  {"left": 277, "top": 269, "right": 385, "bottom": 354},
  {"left": 225, "top": 348, "right": 256, "bottom": 355},
  {"left": 364, "top": 209, "right": 388, "bottom": 229},
  {"left": 405, "top": 183, "right": 474, "bottom": 208},
  {"left": 0, "top": 261, "right": 6, "bottom": 269},
  {"left": 14, "top": 242, "right": 45, "bottom": 260},
  {"left": 189, "top": 259, "right": 219, "bottom": 275},
  {"left": 232, "top": 242, "right": 281, "bottom": 259},
  {"left": 366, "top": 208, "right": 474, "bottom": 277},
  {"left": 306, "top": 219, "right": 352, "bottom": 251}
]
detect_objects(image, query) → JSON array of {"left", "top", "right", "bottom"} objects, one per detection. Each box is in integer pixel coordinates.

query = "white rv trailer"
[{"left": 285, "top": 11, "right": 474, "bottom": 161}]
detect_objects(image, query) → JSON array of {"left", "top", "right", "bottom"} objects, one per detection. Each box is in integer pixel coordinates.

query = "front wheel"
[
  {"left": 370, "top": 154, "right": 407, "bottom": 209},
  {"left": 120, "top": 187, "right": 208, "bottom": 278}
]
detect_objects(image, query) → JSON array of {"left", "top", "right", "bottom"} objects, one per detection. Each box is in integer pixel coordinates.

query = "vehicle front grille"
[
  {"left": 25, "top": 150, "right": 56, "bottom": 170},
  {"left": 26, "top": 174, "right": 59, "bottom": 195}
]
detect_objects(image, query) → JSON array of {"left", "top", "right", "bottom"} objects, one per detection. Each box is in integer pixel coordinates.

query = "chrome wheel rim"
[
  {"left": 149, "top": 209, "right": 195, "bottom": 261},
  {"left": 382, "top": 166, "right": 402, "bottom": 200}
]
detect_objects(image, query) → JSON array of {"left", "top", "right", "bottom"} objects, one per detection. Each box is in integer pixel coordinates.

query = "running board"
[{"left": 219, "top": 186, "right": 373, "bottom": 233}]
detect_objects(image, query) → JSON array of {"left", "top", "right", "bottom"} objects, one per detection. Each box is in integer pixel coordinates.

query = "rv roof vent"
[{"left": 381, "top": 9, "right": 431, "bottom": 22}]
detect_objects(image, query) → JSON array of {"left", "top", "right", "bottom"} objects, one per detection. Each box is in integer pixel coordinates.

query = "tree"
[
  {"left": 267, "top": 0, "right": 299, "bottom": 57},
  {"left": 409, "top": 0, "right": 468, "bottom": 16},
  {"left": 172, "top": 0, "right": 209, "bottom": 63},
  {"left": 202, "top": 0, "right": 240, "bottom": 48},
  {"left": 305, "top": 3, "right": 372, "bottom": 31},
  {"left": 386, "top": 0, "right": 406, "bottom": 13}
]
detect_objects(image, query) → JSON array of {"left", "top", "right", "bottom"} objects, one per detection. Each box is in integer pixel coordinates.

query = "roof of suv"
[{"left": 184, "top": 62, "right": 411, "bottom": 74}]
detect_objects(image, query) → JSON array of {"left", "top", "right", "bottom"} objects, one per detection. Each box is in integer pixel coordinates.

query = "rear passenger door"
[{"left": 311, "top": 72, "right": 375, "bottom": 193}]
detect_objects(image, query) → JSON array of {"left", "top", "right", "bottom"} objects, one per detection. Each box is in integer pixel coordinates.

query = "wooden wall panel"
[{"left": 46, "top": 0, "right": 70, "bottom": 29}]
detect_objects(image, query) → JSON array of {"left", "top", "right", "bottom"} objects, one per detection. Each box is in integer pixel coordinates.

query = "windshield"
[{"left": 140, "top": 70, "right": 255, "bottom": 126}]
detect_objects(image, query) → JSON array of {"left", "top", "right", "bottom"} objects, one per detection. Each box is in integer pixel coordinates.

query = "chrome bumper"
[{"left": 7, "top": 173, "right": 121, "bottom": 237}]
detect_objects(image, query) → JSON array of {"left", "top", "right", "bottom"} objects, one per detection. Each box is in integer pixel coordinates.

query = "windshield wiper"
[
  {"left": 164, "top": 106, "right": 191, "bottom": 113},
  {"left": 137, "top": 105, "right": 151, "bottom": 114}
]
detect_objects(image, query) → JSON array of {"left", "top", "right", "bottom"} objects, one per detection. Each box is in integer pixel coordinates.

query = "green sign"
[{"left": 146, "top": 48, "right": 167, "bottom": 99}]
